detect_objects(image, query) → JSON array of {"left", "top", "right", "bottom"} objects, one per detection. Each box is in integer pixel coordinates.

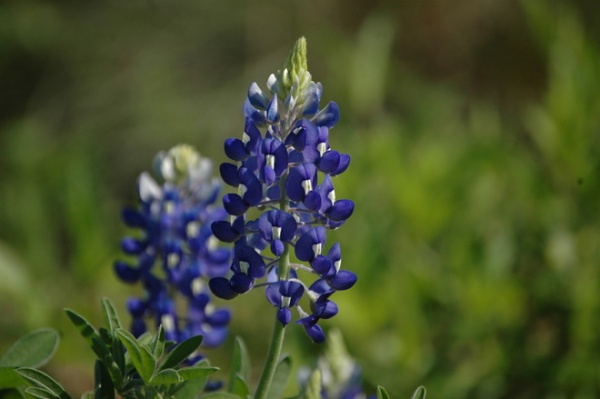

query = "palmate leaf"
[
  {"left": 265, "top": 355, "right": 291, "bottom": 399},
  {"left": 159, "top": 335, "right": 203, "bottom": 371},
  {"left": 115, "top": 329, "right": 156, "bottom": 383},
  {"left": 0, "top": 329, "right": 60, "bottom": 369},
  {"left": 16, "top": 368, "right": 71, "bottom": 399}
]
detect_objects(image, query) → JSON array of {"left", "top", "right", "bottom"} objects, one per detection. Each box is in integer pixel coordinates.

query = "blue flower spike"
[
  {"left": 210, "top": 37, "right": 356, "bottom": 343},
  {"left": 115, "top": 144, "right": 231, "bottom": 350}
]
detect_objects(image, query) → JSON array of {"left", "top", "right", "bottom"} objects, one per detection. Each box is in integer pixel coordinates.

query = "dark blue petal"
[
  {"left": 313, "top": 299, "right": 338, "bottom": 319},
  {"left": 304, "top": 191, "right": 321, "bottom": 212},
  {"left": 121, "top": 237, "right": 145, "bottom": 254},
  {"left": 131, "top": 318, "right": 147, "bottom": 338},
  {"left": 211, "top": 220, "right": 241, "bottom": 242},
  {"left": 244, "top": 118, "right": 263, "bottom": 153},
  {"left": 220, "top": 163, "right": 240, "bottom": 186},
  {"left": 202, "top": 327, "right": 229, "bottom": 348},
  {"left": 239, "top": 170, "right": 263, "bottom": 206},
  {"left": 224, "top": 138, "right": 249, "bottom": 161},
  {"left": 316, "top": 151, "right": 341, "bottom": 173},
  {"left": 209, "top": 277, "right": 238, "bottom": 299},
  {"left": 223, "top": 194, "right": 248, "bottom": 216},
  {"left": 207, "top": 309, "right": 231, "bottom": 326},
  {"left": 328, "top": 270, "right": 357, "bottom": 290},
  {"left": 231, "top": 273, "right": 254, "bottom": 293},
  {"left": 270, "top": 240, "right": 284, "bottom": 257},
  {"left": 311, "top": 255, "right": 333, "bottom": 275},
  {"left": 300, "top": 321, "right": 325, "bottom": 343},
  {"left": 282, "top": 281, "right": 304, "bottom": 306},
  {"left": 127, "top": 298, "right": 146, "bottom": 317},
  {"left": 114, "top": 261, "right": 140, "bottom": 283},
  {"left": 301, "top": 92, "right": 320, "bottom": 117},
  {"left": 266, "top": 283, "right": 282, "bottom": 307},
  {"left": 277, "top": 308, "right": 291, "bottom": 326},
  {"left": 313, "top": 101, "right": 340, "bottom": 128},
  {"left": 122, "top": 208, "right": 145, "bottom": 228},
  {"left": 244, "top": 98, "right": 266, "bottom": 124},
  {"left": 331, "top": 154, "right": 351, "bottom": 176},
  {"left": 326, "top": 200, "right": 355, "bottom": 221}
]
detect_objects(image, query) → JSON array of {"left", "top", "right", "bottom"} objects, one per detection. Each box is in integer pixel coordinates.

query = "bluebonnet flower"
[
  {"left": 209, "top": 37, "right": 356, "bottom": 342},
  {"left": 115, "top": 144, "right": 231, "bottom": 348}
]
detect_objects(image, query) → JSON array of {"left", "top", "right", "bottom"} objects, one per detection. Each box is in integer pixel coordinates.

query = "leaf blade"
[{"left": 0, "top": 329, "right": 60, "bottom": 368}]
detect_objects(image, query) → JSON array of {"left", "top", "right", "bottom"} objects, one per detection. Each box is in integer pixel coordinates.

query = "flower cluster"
[
  {"left": 115, "top": 144, "right": 231, "bottom": 348},
  {"left": 209, "top": 38, "right": 356, "bottom": 343}
]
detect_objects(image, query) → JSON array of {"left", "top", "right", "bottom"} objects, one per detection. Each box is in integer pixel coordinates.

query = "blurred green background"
[{"left": 1, "top": 0, "right": 600, "bottom": 398}]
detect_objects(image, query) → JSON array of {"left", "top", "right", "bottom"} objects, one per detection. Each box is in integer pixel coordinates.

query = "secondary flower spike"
[
  {"left": 115, "top": 144, "right": 231, "bottom": 349},
  {"left": 210, "top": 37, "right": 356, "bottom": 343}
]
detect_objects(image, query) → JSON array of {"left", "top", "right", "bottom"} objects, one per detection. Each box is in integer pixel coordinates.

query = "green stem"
[
  {"left": 254, "top": 176, "right": 291, "bottom": 399},
  {"left": 254, "top": 242, "right": 290, "bottom": 399}
]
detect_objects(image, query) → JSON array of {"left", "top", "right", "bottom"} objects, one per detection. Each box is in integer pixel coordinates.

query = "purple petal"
[
  {"left": 220, "top": 163, "right": 240, "bottom": 186},
  {"left": 326, "top": 200, "right": 354, "bottom": 221},
  {"left": 223, "top": 194, "right": 248, "bottom": 216},
  {"left": 224, "top": 138, "right": 249, "bottom": 161},
  {"left": 328, "top": 270, "right": 357, "bottom": 290},
  {"left": 209, "top": 277, "right": 238, "bottom": 300}
]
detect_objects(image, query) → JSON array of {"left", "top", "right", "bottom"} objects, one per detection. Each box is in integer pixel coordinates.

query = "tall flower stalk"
[
  {"left": 115, "top": 145, "right": 232, "bottom": 351},
  {"left": 209, "top": 37, "right": 356, "bottom": 398}
]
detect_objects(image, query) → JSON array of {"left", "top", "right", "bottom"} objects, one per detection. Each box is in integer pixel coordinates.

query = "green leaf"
[
  {"left": 266, "top": 356, "right": 291, "bottom": 399},
  {"left": 229, "top": 374, "right": 249, "bottom": 398},
  {"left": 16, "top": 368, "right": 71, "bottom": 399},
  {"left": 101, "top": 299, "right": 122, "bottom": 333},
  {"left": 93, "top": 360, "right": 114, "bottom": 399},
  {"left": 172, "top": 378, "right": 206, "bottom": 399},
  {"left": 89, "top": 337, "right": 122, "bottom": 387},
  {"left": 149, "top": 369, "right": 183, "bottom": 386},
  {"left": 228, "top": 337, "right": 250, "bottom": 393},
  {"left": 0, "top": 388, "right": 27, "bottom": 399},
  {"left": 150, "top": 325, "right": 166, "bottom": 359},
  {"left": 377, "top": 386, "right": 391, "bottom": 399},
  {"left": 23, "top": 387, "right": 59, "bottom": 399},
  {"left": 177, "top": 365, "right": 218, "bottom": 381},
  {"left": 115, "top": 329, "right": 155, "bottom": 383},
  {"left": 0, "top": 367, "right": 25, "bottom": 388},
  {"left": 159, "top": 335, "right": 203, "bottom": 371},
  {"left": 0, "top": 329, "right": 60, "bottom": 368},
  {"left": 64, "top": 309, "right": 98, "bottom": 344},
  {"left": 410, "top": 386, "right": 426, "bottom": 399},
  {"left": 80, "top": 391, "right": 94, "bottom": 399}
]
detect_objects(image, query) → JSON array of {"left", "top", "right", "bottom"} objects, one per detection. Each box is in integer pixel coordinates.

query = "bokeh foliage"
[{"left": 1, "top": 0, "right": 600, "bottom": 398}]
